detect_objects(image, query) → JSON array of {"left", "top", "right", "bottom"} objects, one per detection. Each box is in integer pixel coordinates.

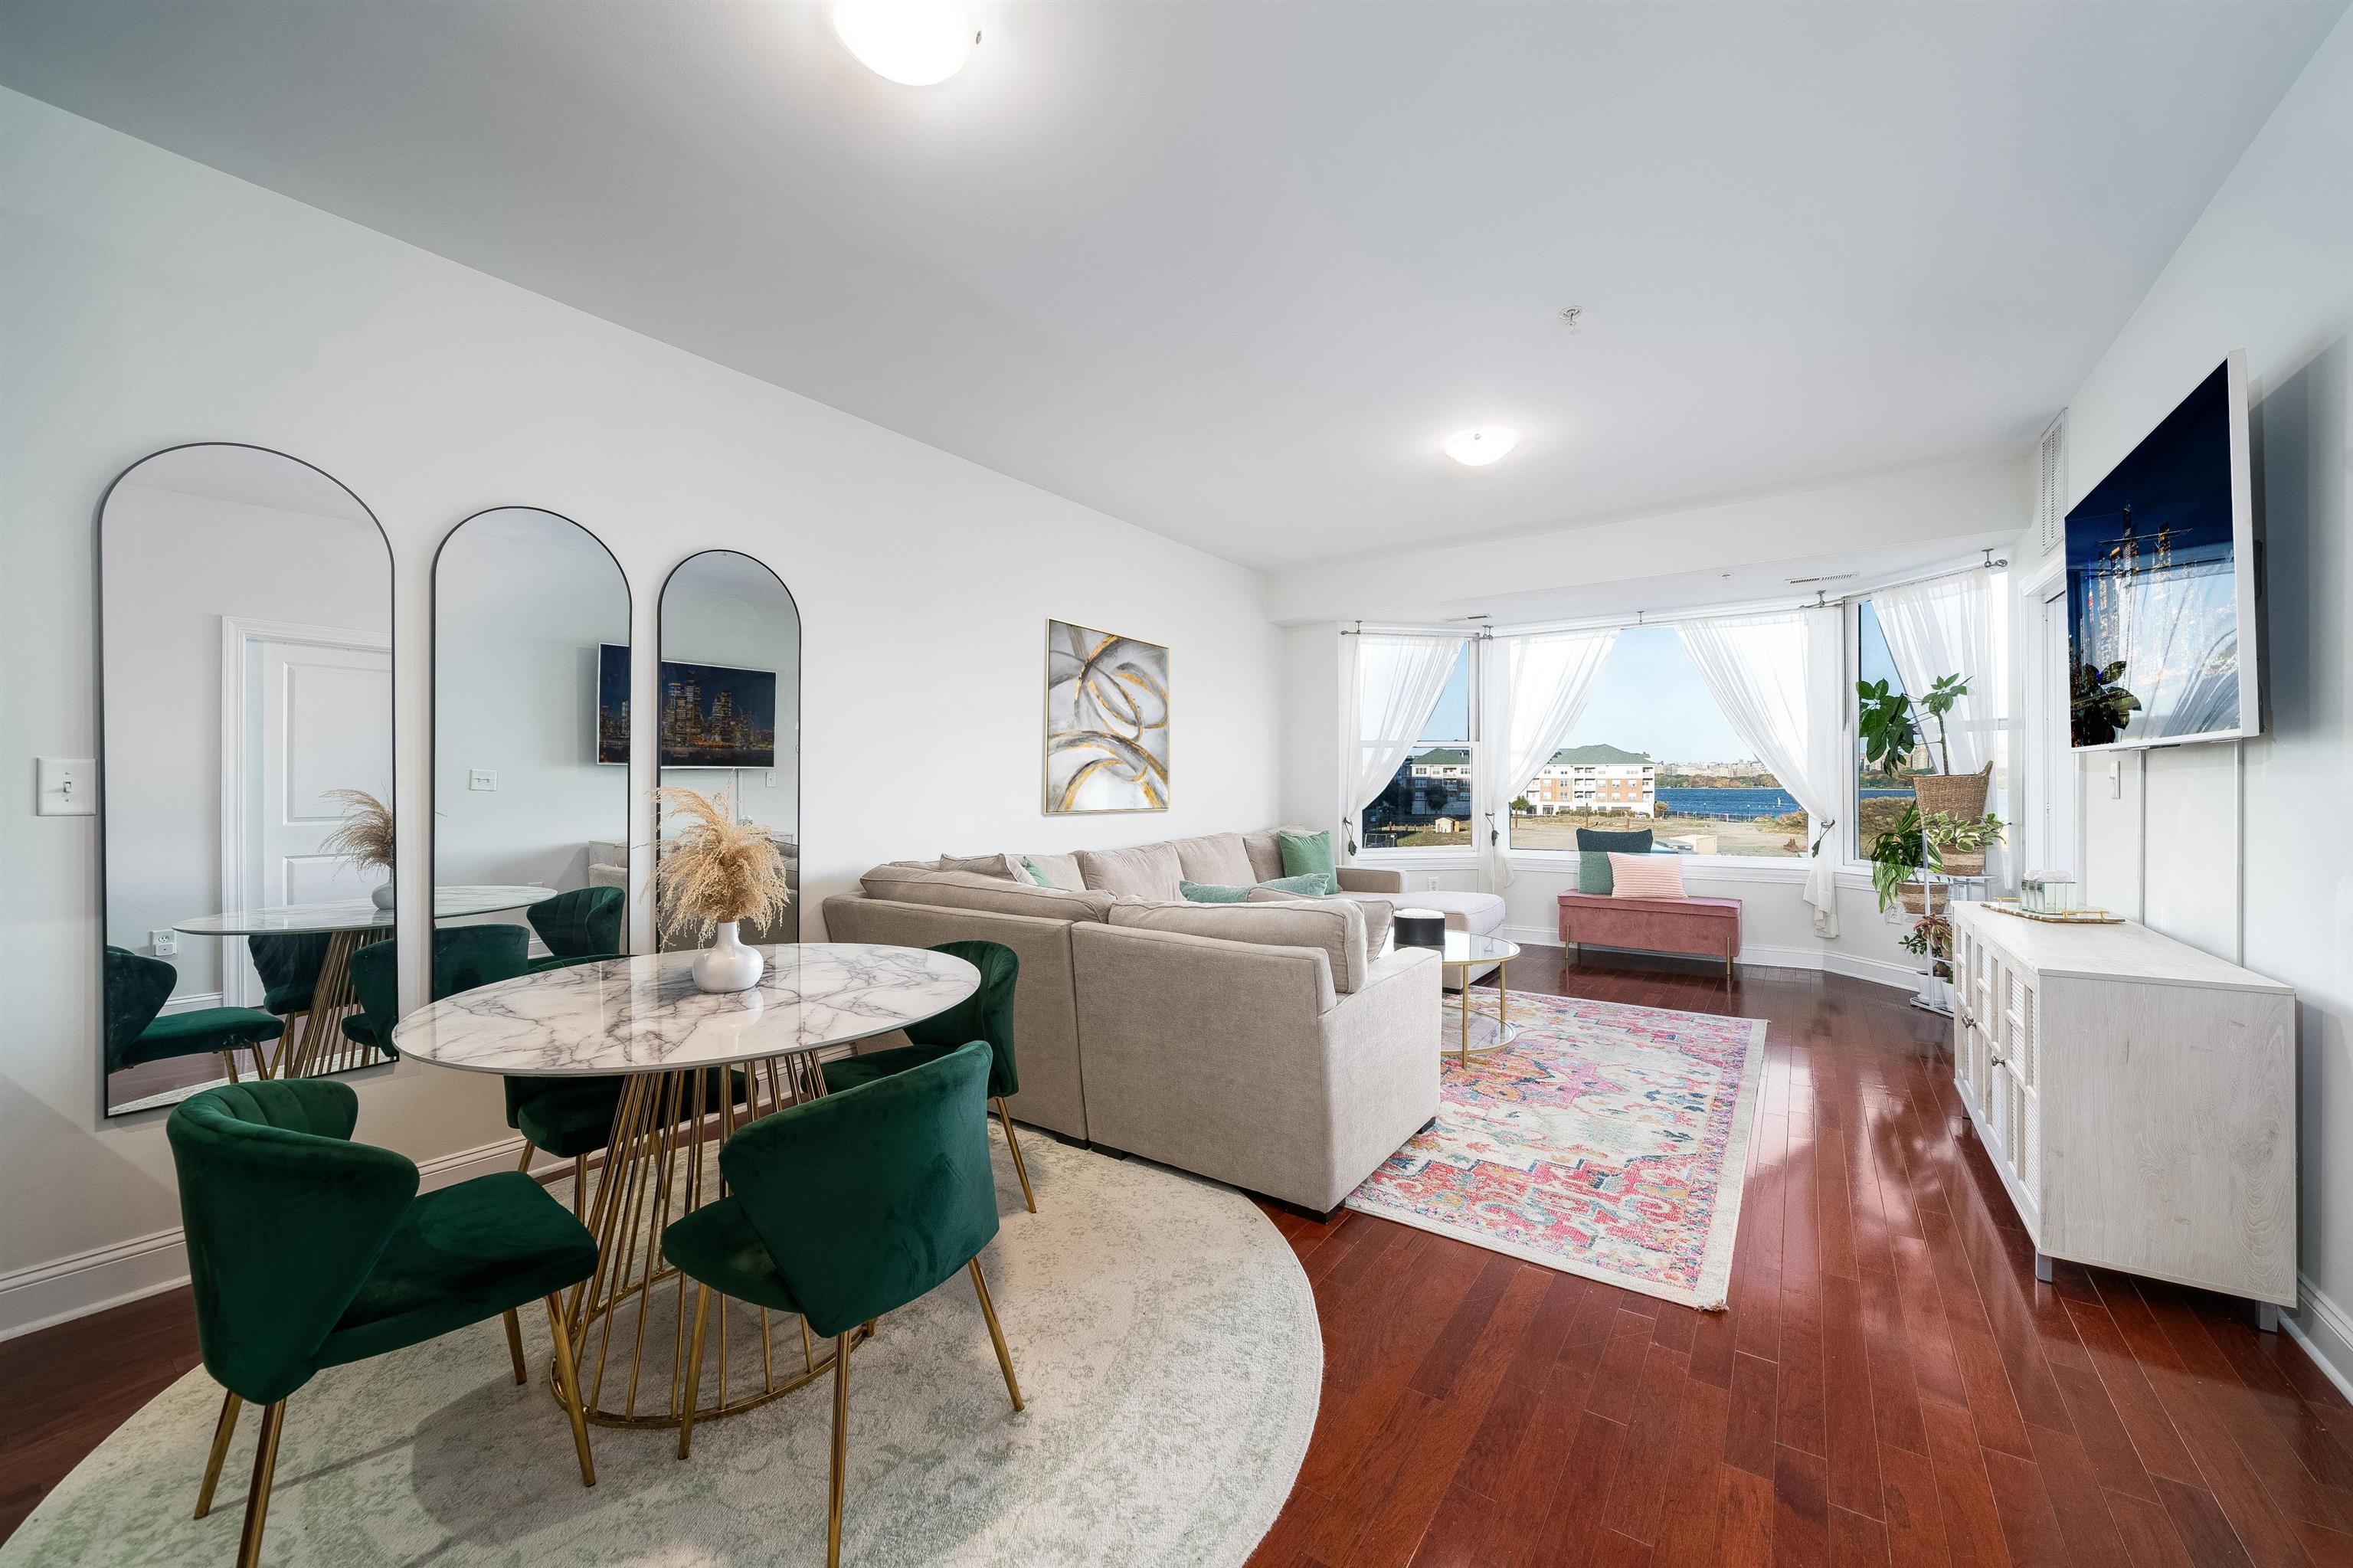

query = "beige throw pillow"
[
  {"left": 938, "top": 853, "right": 1026, "bottom": 882},
  {"left": 1018, "top": 853, "right": 1086, "bottom": 891},
  {"left": 1608, "top": 853, "right": 1687, "bottom": 899},
  {"left": 859, "top": 864, "right": 1115, "bottom": 922}
]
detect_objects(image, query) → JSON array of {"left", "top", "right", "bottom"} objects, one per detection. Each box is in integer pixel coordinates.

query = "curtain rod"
[{"left": 1338, "top": 552, "right": 2006, "bottom": 640}]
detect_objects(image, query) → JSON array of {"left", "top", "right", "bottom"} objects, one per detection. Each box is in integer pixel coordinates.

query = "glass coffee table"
[{"left": 1438, "top": 931, "right": 1521, "bottom": 1066}]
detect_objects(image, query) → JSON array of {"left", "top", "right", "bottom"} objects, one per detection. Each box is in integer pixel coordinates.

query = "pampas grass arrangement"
[
  {"left": 652, "top": 786, "right": 792, "bottom": 946},
  {"left": 319, "top": 788, "right": 395, "bottom": 871}
]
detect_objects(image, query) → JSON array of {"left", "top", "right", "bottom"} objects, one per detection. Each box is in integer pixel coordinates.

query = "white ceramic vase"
[
  {"left": 693, "top": 920, "right": 765, "bottom": 994},
  {"left": 370, "top": 881, "right": 396, "bottom": 911}
]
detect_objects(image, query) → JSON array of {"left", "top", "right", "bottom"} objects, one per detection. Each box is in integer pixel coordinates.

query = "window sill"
[
  {"left": 1504, "top": 849, "right": 1808, "bottom": 884},
  {"left": 1356, "top": 846, "right": 1481, "bottom": 870}
]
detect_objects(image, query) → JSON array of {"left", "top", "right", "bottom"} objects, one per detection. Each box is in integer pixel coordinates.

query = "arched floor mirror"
[
  {"left": 656, "top": 549, "right": 800, "bottom": 949},
  {"left": 432, "top": 507, "right": 633, "bottom": 995},
  {"left": 99, "top": 444, "right": 394, "bottom": 1116}
]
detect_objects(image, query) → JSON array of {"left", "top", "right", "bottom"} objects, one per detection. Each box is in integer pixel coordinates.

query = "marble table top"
[
  {"left": 390, "top": 943, "right": 982, "bottom": 1076},
  {"left": 175, "top": 885, "right": 557, "bottom": 936}
]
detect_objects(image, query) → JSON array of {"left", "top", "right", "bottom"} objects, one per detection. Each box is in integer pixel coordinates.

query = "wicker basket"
[
  {"left": 1913, "top": 762, "right": 1992, "bottom": 876},
  {"left": 1897, "top": 880, "right": 1950, "bottom": 917}
]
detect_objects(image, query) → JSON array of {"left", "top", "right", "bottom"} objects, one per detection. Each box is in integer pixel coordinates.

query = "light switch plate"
[
  {"left": 37, "top": 758, "right": 95, "bottom": 816},
  {"left": 470, "top": 768, "right": 498, "bottom": 792}
]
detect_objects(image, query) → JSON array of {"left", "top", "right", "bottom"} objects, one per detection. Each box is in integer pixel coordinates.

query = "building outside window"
[
  {"left": 1360, "top": 643, "right": 1478, "bottom": 849},
  {"left": 1506, "top": 626, "right": 1805, "bottom": 858}
]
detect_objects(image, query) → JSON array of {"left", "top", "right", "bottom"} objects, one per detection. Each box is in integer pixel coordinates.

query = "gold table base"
[
  {"left": 1443, "top": 957, "right": 1514, "bottom": 1069},
  {"left": 561, "top": 1052, "right": 848, "bottom": 1429}
]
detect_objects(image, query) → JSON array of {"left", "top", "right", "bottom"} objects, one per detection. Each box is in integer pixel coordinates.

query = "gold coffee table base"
[
  {"left": 562, "top": 1054, "right": 849, "bottom": 1429},
  {"left": 1443, "top": 956, "right": 1512, "bottom": 1069}
]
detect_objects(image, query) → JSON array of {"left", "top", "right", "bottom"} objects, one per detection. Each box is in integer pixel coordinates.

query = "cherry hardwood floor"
[
  {"left": 7, "top": 944, "right": 2348, "bottom": 1566},
  {"left": 1245, "top": 948, "right": 2353, "bottom": 1568}
]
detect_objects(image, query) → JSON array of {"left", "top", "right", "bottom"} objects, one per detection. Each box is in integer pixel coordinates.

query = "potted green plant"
[
  {"left": 1857, "top": 671, "right": 1993, "bottom": 872},
  {"left": 1867, "top": 804, "right": 2004, "bottom": 917}
]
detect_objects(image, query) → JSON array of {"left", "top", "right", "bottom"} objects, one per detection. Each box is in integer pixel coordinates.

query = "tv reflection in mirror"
[
  {"left": 596, "top": 647, "right": 777, "bottom": 769},
  {"left": 2064, "top": 352, "right": 2263, "bottom": 751}
]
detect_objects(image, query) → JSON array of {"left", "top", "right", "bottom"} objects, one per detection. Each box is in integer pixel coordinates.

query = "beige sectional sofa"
[{"left": 822, "top": 828, "right": 1442, "bottom": 1215}]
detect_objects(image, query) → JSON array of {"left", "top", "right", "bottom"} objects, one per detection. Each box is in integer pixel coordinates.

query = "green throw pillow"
[
  {"left": 1021, "top": 856, "right": 1049, "bottom": 887},
  {"left": 1179, "top": 880, "right": 1252, "bottom": 904},
  {"left": 1259, "top": 871, "right": 1334, "bottom": 896},
  {"left": 1277, "top": 829, "right": 1336, "bottom": 880},
  {"left": 1575, "top": 827, "right": 1654, "bottom": 855},
  {"left": 1578, "top": 850, "right": 1614, "bottom": 895}
]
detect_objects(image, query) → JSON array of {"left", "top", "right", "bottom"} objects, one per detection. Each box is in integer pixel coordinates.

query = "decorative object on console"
[
  {"left": 1045, "top": 618, "right": 1169, "bottom": 814},
  {"left": 1348, "top": 990, "right": 1766, "bottom": 1309},
  {"left": 321, "top": 788, "right": 398, "bottom": 910},
  {"left": 650, "top": 787, "right": 792, "bottom": 993},
  {"left": 2017, "top": 872, "right": 2079, "bottom": 915},
  {"left": 1949, "top": 902, "right": 2294, "bottom": 1324},
  {"left": 1607, "top": 852, "right": 1685, "bottom": 900},
  {"left": 1393, "top": 909, "right": 1448, "bottom": 950}
]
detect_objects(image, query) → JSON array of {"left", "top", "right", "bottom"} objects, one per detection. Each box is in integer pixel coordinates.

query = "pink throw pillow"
[{"left": 1608, "top": 852, "right": 1686, "bottom": 899}]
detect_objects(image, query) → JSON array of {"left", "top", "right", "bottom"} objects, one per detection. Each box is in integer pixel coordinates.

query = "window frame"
[{"left": 1353, "top": 640, "right": 1484, "bottom": 865}]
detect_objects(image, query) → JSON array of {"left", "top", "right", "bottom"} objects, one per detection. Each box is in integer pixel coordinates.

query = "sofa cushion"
[
  {"left": 1313, "top": 889, "right": 1396, "bottom": 955},
  {"left": 938, "top": 853, "right": 1027, "bottom": 882},
  {"left": 1109, "top": 897, "right": 1369, "bottom": 994},
  {"left": 1077, "top": 842, "right": 1185, "bottom": 901},
  {"left": 1019, "top": 853, "right": 1086, "bottom": 892},
  {"left": 1578, "top": 849, "right": 1615, "bottom": 895},
  {"left": 1610, "top": 853, "right": 1687, "bottom": 899},
  {"left": 1168, "top": 833, "right": 1257, "bottom": 888},
  {"left": 859, "top": 864, "right": 1114, "bottom": 922},
  {"left": 1576, "top": 826, "right": 1654, "bottom": 854}
]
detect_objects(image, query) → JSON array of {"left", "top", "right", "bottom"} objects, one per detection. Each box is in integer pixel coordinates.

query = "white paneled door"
[{"left": 220, "top": 621, "right": 391, "bottom": 1003}]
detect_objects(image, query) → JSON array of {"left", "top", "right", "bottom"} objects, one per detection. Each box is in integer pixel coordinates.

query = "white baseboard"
[
  {"left": 0, "top": 1134, "right": 535, "bottom": 1341},
  {"left": 2286, "top": 1273, "right": 2353, "bottom": 1404},
  {"left": 1497, "top": 925, "right": 1919, "bottom": 994}
]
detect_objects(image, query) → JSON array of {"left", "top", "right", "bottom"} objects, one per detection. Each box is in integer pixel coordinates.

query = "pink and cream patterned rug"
[{"left": 1346, "top": 990, "right": 1767, "bottom": 1310}]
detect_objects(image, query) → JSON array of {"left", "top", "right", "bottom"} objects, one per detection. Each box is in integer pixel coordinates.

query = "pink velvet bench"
[{"left": 1557, "top": 892, "right": 1743, "bottom": 980}]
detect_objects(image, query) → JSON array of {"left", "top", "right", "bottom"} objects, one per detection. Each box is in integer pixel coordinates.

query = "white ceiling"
[{"left": 3, "top": 1, "right": 2341, "bottom": 571}]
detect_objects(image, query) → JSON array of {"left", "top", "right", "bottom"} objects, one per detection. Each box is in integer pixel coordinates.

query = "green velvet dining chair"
[
  {"left": 340, "top": 925, "right": 531, "bottom": 1059},
  {"left": 105, "top": 946, "right": 284, "bottom": 1085},
  {"left": 247, "top": 933, "right": 332, "bottom": 1022},
  {"left": 663, "top": 1041, "right": 1022, "bottom": 1567},
  {"left": 820, "top": 940, "right": 1034, "bottom": 1212},
  {"left": 525, "top": 886, "right": 624, "bottom": 971},
  {"left": 168, "top": 1079, "right": 599, "bottom": 1568}
]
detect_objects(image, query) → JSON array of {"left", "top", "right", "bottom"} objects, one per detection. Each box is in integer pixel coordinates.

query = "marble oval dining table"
[
  {"left": 175, "top": 885, "right": 558, "bottom": 1080},
  {"left": 391, "top": 942, "right": 982, "bottom": 1430}
]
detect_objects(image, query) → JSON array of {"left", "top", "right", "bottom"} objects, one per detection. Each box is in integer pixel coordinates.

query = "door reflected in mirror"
[
  {"left": 100, "top": 444, "right": 394, "bottom": 1116},
  {"left": 656, "top": 549, "right": 800, "bottom": 950},
  {"left": 433, "top": 508, "right": 632, "bottom": 986}
]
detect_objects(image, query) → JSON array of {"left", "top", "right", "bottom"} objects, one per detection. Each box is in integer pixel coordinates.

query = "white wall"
[
  {"left": 2019, "top": 12, "right": 2352, "bottom": 1377},
  {"left": 0, "top": 90, "right": 1281, "bottom": 1330}
]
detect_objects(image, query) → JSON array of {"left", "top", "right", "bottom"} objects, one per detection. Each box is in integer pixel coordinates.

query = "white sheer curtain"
[
  {"left": 1343, "top": 632, "right": 1467, "bottom": 849},
  {"left": 1476, "top": 628, "right": 1619, "bottom": 889},
  {"left": 1874, "top": 570, "right": 1997, "bottom": 774},
  {"left": 1678, "top": 607, "right": 1847, "bottom": 937}
]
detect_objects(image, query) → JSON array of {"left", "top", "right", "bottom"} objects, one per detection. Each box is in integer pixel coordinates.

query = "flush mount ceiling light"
[
  {"left": 833, "top": 0, "right": 979, "bottom": 86},
  {"left": 1443, "top": 427, "right": 1520, "bottom": 467}
]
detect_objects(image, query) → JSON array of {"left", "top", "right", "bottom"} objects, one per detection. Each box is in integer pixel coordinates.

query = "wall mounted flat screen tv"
[
  {"left": 597, "top": 646, "right": 778, "bottom": 769},
  {"left": 2065, "top": 352, "right": 2263, "bottom": 750}
]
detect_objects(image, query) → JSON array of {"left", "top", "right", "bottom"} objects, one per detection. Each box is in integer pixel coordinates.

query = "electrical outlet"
[
  {"left": 2107, "top": 757, "right": 2122, "bottom": 799},
  {"left": 1425, "top": 875, "right": 1440, "bottom": 890},
  {"left": 765, "top": 769, "right": 776, "bottom": 787},
  {"left": 36, "top": 758, "right": 95, "bottom": 816},
  {"left": 470, "top": 768, "right": 498, "bottom": 792},
  {"left": 151, "top": 928, "right": 178, "bottom": 957}
]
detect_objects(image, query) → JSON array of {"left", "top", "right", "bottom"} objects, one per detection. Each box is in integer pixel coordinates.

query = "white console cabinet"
[{"left": 1948, "top": 902, "right": 2296, "bottom": 1321}]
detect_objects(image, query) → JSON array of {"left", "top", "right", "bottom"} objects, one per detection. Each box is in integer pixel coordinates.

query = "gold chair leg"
[
  {"left": 222, "top": 1050, "right": 241, "bottom": 1085},
  {"left": 828, "top": 1331, "right": 852, "bottom": 1568},
  {"left": 233, "top": 1399, "right": 285, "bottom": 1568},
  {"left": 502, "top": 1308, "right": 528, "bottom": 1385},
  {"left": 993, "top": 1098, "right": 1036, "bottom": 1213},
  {"left": 572, "top": 1154, "right": 587, "bottom": 1219},
  {"left": 544, "top": 1294, "right": 596, "bottom": 1487},
  {"left": 194, "top": 1390, "right": 242, "bottom": 1518},
  {"left": 677, "top": 1285, "right": 712, "bottom": 1460},
  {"left": 516, "top": 1141, "right": 536, "bottom": 1174},
  {"left": 967, "top": 1258, "right": 1023, "bottom": 1413}
]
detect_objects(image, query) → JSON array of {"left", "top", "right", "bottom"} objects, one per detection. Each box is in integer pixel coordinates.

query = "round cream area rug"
[{"left": 5, "top": 1136, "right": 1320, "bottom": 1568}]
